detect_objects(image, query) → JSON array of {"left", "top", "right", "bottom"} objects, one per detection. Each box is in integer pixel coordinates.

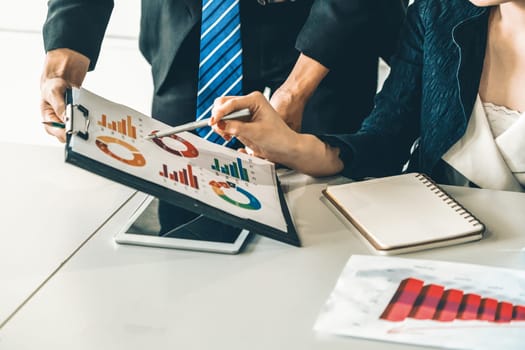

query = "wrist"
[
  {"left": 42, "top": 48, "right": 90, "bottom": 87},
  {"left": 278, "top": 53, "right": 329, "bottom": 102},
  {"left": 278, "top": 133, "right": 312, "bottom": 171},
  {"left": 269, "top": 129, "right": 303, "bottom": 166},
  {"left": 282, "top": 133, "right": 344, "bottom": 177},
  {"left": 277, "top": 78, "right": 311, "bottom": 104}
]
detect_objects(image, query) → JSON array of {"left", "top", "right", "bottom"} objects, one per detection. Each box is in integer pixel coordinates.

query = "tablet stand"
[{"left": 162, "top": 214, "right": 243, "bottom": 244}]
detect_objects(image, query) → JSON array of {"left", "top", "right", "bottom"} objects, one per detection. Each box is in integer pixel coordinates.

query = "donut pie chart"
[
  {"left": 95, "top": 136, "right": 146, "bottom": 167},
  {"left": 151, "top": 131, "right": 199, "bottom": 158},
  {"left": 209, "top": 180, "right": 261, "bottom": 210}
]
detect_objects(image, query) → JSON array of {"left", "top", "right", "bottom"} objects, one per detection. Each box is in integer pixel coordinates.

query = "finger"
[
  {"left": 219, "top": 120, "right": 245, "bottom": 138},
  {"left": 210, "top": 96, "right": 240, "bottom": 124},
  {"left": 211, "top": 121, "right": 232, "bottom": 140},
  {"left": 236, "top": 146, "right": 259, "bottom": 158},
  {"left": 213, "top": 95, "right": 236, "bottom": 107},
  {"left": 234, "top": 136, "right": 256, "bottom": 153},
  {"left": 213, "top": 118, "right": 251, "bottom": 143},
  {"left": 210, "top": 91, "right": 265, "bottom": 124},
  {"left": 41, "top": 78, "right": 68, "bottom": 122},
  {"left": 41, "top": 99, "right": 67, "bottom": 143},
  {"left": 236, "top": 138, "right": 264, "bottom": 159},
  {"left": 42, "top": 123, "right": 67, "bottom": 142},
  {"left": 44, "top": 127, "right": 67, "bottom": 143},
  {"left": 41, "top": 99, "right": 59, "bottom": 121},
  {"left": 243, "top": 145, "right": 255, "bottom": 156}
]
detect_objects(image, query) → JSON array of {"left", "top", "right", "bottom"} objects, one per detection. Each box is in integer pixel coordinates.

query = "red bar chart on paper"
[
  {"left": 314, "top": 256, "right": 525, "bottom": 350},
  {"left": 98, "top": 114, "right": 138, "bottom": 139},
  {"left": 159, "top": 163, "right": 199, "bottom": 189},
  {"left": 380, "top": 278, "right": 525, "bottom": 323}
]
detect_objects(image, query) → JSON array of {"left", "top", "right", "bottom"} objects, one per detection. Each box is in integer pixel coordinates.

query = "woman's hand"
[
  {"left": 210, "top": 92, "right": 344, "bottom": 177},
  {"left": 211, "top": 92, "right": 299, "bottom": 164}
]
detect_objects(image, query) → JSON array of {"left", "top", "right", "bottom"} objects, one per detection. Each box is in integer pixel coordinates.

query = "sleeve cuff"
[
  {"left": 316, "top": 134, "right": 356, "bottom": 179},
  {"left": 43, "top": 0, "right": 113, "bottom": 70}
]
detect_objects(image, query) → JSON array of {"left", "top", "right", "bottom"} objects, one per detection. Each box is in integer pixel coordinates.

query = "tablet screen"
[
  {"left": 127, "top": 197, "right": 242, "bottom": 243},
  {"left": 115, "top": 194, "right": 250, "bottom": 254}
]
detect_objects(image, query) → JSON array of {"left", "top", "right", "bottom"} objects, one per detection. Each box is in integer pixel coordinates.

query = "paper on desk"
[{"left": 314, "top": 255, "right": 525, "bottom": 350}]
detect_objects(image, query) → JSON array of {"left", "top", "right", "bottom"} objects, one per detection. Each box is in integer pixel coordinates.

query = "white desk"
[
  {"left": 0, "top": 171, "right": 524, "bottom": 349},
  {"left": 0, "top": 142, "right": 134, "bottom": 327}
]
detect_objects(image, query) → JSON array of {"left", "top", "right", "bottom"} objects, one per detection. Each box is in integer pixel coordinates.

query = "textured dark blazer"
[{"left": 322, "top": 0, "right": 490, "bottom": 180}]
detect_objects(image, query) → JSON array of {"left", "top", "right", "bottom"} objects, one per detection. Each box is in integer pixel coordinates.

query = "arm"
[
  {"left": 273, "top": 0, "right": 406, "bottom": 130},
  {"left": 211, "top": 93, "right": 344, "bottom": 177},
  {"left": 43, "top": 0, "right": 114, "bottom": 70},
  {"left": 212, "top": 1, "right": 425, "bottom": 179},
  {"left": 272, "top": 0, "right": 371, "bottom": 131},
  {"left": 321, "top": 0, "right": 426, "bottom": 179},
  {"left": 41, "top": 0, "right": 113, "bottom": 142},
  {"left": 270, "top": 53, "right": 328, "bottom": 131},
  {"left": 296, "top": 0, "right": 406, "bottom": 67}
]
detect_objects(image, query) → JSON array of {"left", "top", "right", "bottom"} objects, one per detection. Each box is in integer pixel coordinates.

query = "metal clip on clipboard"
[{"left": 66, "top": 98, "right": 90, "bottom": 141}]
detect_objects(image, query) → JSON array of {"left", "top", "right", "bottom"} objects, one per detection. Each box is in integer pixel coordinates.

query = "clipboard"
[{"left": 64, "top": 88, "right": 300, "bottom": 246}]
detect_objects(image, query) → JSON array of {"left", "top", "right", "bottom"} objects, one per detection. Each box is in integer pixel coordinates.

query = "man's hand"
[
  {"left": 40, "top": 48, "right": 90, "bottom": 142},
  {"left": 271, "top": 53, "right": 329, "bottom": 132},
  {"left": 269, "top": 85, "right": 305, "bottom": 132}
]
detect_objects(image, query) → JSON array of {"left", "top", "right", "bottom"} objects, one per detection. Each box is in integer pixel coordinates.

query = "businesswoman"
[{"left": 211, "top": 0, "right": 525, "bottom": 192}]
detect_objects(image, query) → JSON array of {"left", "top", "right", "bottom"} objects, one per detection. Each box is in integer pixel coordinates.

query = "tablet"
[{"left": 115, "top": 195, "right": 250, "bottom": 254}]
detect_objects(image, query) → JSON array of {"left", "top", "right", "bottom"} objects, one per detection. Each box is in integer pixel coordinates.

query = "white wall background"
[{"left": 0, "top": 0, "right": 152, "bottom": 147}]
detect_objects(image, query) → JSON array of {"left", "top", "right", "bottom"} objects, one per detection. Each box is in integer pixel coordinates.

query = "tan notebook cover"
[{"left": 322, "top": 173, "right": 485, "bottom": 255}]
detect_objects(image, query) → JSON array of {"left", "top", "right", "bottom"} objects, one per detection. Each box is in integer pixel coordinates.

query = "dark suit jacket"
[
  {"left": 43, "top": 0, "right": 406, "bottom": 132},
  {"left": 320, "top": 0, "right": 491, "bottom": 182}
]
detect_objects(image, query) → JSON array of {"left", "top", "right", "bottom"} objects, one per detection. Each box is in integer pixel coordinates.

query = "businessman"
[{"left": 41, "top": 0, "right": 406, "bottom": 233}]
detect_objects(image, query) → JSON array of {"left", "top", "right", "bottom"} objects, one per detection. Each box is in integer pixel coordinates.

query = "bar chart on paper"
[
  {"left": 97, "top": 114, "right": 140, "bottom": 139},
  {"left": 314, "top": 255, "right": 525, "bottom": 350},
  {"left": 211, "top": 157, "right": 253, "bottom": 182},
  {"left": 380, "top": 278, "right": 525, "bottom": 323},
  {"left": 159, "top": 163, "right": 200, "bottom": 189}
]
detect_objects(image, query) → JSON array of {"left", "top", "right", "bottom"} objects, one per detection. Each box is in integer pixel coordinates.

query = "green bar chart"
[{"left": 211, "top": 157, "right": 249, "bottom": 182}]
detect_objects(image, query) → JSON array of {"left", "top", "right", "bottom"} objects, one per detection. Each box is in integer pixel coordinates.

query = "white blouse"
[
  {"left": 442, "top": 95, "right": 525, "bottom": 192},
  {"left": 484, "top": 101, "right": 522, "bottom": 138}
]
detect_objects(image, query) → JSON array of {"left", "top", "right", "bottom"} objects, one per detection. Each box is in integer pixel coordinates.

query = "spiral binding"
[{"left": 414, "top": 173, "right": 484, "bottom": 227}]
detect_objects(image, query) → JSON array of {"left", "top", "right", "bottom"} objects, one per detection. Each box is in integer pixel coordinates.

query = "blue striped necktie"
[{"left": 195, "top": 0, "right": 243, "bottom": 145}]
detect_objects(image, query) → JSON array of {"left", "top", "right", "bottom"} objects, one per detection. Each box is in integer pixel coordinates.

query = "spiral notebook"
[{"left": 322, "top": 173, "right": 485, "bottom": 255}]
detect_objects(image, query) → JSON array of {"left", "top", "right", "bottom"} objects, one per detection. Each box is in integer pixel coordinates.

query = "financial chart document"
[
  {"left": 69, "top": 88, "right": 287, "bottom": 232},
  {"left": 315, "top": 255, "right": 525, "bottom": 350}
]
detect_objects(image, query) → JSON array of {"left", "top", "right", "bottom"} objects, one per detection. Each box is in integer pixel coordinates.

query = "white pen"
[{"left": 144, "top": 108, "right": 251, "bottom": 140}]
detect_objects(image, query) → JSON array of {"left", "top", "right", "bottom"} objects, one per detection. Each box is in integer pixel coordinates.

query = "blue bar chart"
[{"left": 211, "top": 157, "right": 250, "bottom": 182}]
